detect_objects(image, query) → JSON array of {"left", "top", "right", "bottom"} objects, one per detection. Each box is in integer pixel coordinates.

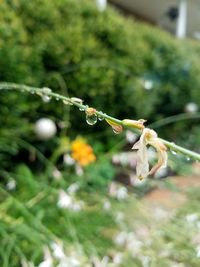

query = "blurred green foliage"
[
  {"left": 1, "top": 2, "right": 200, "bottom": 266},
  {"left": 0, "top": 0, "right": 200, "bottom": 168}
]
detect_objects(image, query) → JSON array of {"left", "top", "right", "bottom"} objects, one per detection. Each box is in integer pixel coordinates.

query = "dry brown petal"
[
  {"left": 85, "top": 107, "right": 96, "bottom": 116},
  {"left": 105, "top": 119, "right": 123, "bottom": 134}
]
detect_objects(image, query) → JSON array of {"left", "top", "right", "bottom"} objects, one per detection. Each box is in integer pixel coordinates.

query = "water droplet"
[
  {"left": 186, "top": 157, "right": 191, "bottom": 161},
  {"left": 56, "top": 97, "right": 59, "bottom": 101},
  {"left": 42, "top": 95, "right": 51, "bottom": 103},
  {"left": 113, "top": 128, "right": 121, "bottom": 134},
  {"left": 63, "top": 99, "right": 72, "bottom": 105},
  {"left": 98, "top": 112, "right": 104, "bottom": 121},
  {"left": 171, "top": 150, "right": 177, "bottom": 155},
  {"left": 30, "top": 90, "right": 35, "bottom": 94},
  {"left": 86, "top": 114, "right": 97, "bottom": 125},
  {"left": 79, "top": 107, "right": 85, "bottom": 111}
]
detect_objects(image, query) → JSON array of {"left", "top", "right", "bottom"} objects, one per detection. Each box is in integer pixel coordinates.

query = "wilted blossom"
[{"left": 132, "top": 128, "right": 168, "bottom": 180}]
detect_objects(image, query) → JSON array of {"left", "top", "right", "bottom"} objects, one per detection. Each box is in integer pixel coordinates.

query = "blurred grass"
[{"left": 1, "top": 163, "right": 200, "bottom": 266}]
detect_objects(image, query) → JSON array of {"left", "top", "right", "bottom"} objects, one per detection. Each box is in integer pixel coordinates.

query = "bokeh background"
[{"left": 0, "top": 0, "right": 200, "bottom": 266}]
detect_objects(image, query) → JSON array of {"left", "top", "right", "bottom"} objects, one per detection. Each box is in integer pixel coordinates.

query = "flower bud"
[{"left": 122, "top": 119, "right": 146, "bottom": 130}]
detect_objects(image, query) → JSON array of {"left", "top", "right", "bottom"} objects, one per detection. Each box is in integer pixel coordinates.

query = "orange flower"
[{"left": 71, "top": 138, "right": 96, "bottom": 166}]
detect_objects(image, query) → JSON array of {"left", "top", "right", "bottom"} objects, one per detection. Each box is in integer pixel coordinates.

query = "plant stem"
[{"left": 0, "top": 82, "right": 200, "bottom": 161}]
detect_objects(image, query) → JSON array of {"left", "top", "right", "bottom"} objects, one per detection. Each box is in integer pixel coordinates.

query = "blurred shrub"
[{"left": 0, "top": 0, "right": 200, "bottom": 170}]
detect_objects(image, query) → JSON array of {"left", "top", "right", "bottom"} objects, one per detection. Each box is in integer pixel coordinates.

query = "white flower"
[
  {"left": 153, "top": 207, "right": 169, "bottom": 220},
  {"left": 143, "top": 79, "right": 153, "bottom": 90},
  {"left": 126, "top": 232, "right": 142, "bottom": 254},
  {"left": 185, "top": 102, "right": 198, "bottom": 113},
  {"left": 186, "top": 213, "right": 199, "bottom": 223},
  {"left": 196, "top": 246, "right": 200, "bottom": 258},
  {"left": 38, "top": 260, "right": 52, "bottom": 267},
  {"left": 91, "top": 256, "right": 109, "bottom": 267},
  {"left": 35, "top": 118, "right": 57, "bottom": 140},
  {"left": 96, "top": 0, "right": 107, "bottom": 12},
  {"left": 114, "top": 231, "right": 128, "bottom": 246},
  {"left": 57, "top": 257, "right": 80, "bottom": 267},
  {"left": 132, "top": 128, "right": 168, "bottom": 180},
  {"left": 126, "top": 130, "right": 138, "bottom": 144},
  {"left": 116, "top": 186, "right": 128, "bottom": 201},
  {"left": 103, "top": 200, "right": 111, "bottom": 211},
  {"left": 108, "top": 182, "right": 128, "bottom": 200},
  {"left": 38, "top": 247, "right": 53, "bottom": 267},
  {"left": 140, "top": 256, "right": 150, "bottom": 267},
  {"left": 6, "top": 180, "right": 16, "bottom": 190},
  {"left": 75, "top": 164, "right": 84, "bottom": 176},
  {"left": 67, "top": 183, "right": 80, "bottom": 194},
  {"left": 115, "top": 212, "right": 125, "bottom": 224},
  {"left": 112, "top": 252, "right": 123, "bottom": 265},
  {"left": 51, "top": 242, "right": 65, "bottom": 260},
  {"left": 53, "top": 168, "right": 62, "bottom": 180},
  {"left": 57, "top": 190, "right": 84, "bottom": 212},
  {"left": 57, "top": 190, "right": 73, "bottom": 209},
  {"left": 63, "top": 154, "right": 75, "bottom": 166},
  {"left": 70, "top": 201, "right": 84, "bottom": 212}
]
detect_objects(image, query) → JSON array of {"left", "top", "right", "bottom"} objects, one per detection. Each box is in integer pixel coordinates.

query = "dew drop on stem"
[
  {"left": 79, "top": 107, "right": 85, "bottom": 111},
  {"left": 86, "top": 114, "right": 97, "bottom": 125},
  {"left": 42, "top": 95, "right": 51, "bottom": 103},
  {"left": 112, "top": 128, "right": 121, "bottom": 134},
  {"left": 171, "top": 150, "right": 177, "bottom": 155},
  {"left": 98, "top": 112, "right": 104, "bottom": 121}
]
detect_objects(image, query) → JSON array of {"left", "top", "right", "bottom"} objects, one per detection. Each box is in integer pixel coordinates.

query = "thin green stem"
[
  {"left": 149, "top": 112, "right": 200, "bottom": 129},
  {"left": 0, "top": 82, "right": 200, "bottom": 161}
]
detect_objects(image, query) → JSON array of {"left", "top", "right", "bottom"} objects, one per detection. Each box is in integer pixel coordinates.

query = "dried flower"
[
  {"left": 105, "top": 119, "right": 123, "bottom": 134},
  {"left": 132, "top": 128, "right": 168, "bottom": 180},
  {"left": 85, "top": 107, "right": 96, "bottom": 116}
]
